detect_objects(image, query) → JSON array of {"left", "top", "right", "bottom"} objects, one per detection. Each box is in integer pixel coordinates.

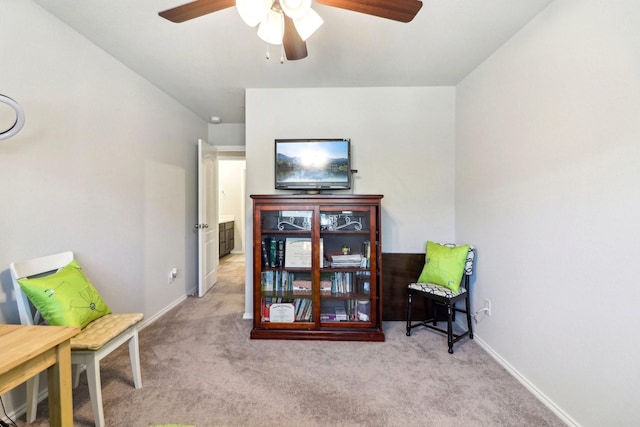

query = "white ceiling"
[{"left": 32, "top": 0, "right": 553, "bottom": 124}]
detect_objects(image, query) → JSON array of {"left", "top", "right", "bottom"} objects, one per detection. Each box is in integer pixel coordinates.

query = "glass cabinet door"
[
  {"left": 257, "top": 208, "right": 315, "bottom": 325},
  {"left": 318, "top": 207, "right": 376, "bottom": 326}
]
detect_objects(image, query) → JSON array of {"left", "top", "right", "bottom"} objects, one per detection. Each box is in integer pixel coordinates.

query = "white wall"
[
  {"left": 456, "top": 1, "right": 640, "bottom": 425},
  {"left": 209, "top": 123, "right": 245, "bottom": 145},
  {"left": 0, "top": 1, "right": 205, "bottom": 414},
  {"left": 244, "top": 86, "right": 456, "bottom": 316}
]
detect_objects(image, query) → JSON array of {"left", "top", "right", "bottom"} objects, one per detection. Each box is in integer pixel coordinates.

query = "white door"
[{"left": 197, "top": 139, "right": 218, "bottom": 297}]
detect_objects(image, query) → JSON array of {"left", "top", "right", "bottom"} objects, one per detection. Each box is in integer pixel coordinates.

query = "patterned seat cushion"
[
  {"left": 71, "top": 313, "right": 143, "bottom": 351},
  {"left": 408, "top": 282, "right": 467, "bottom": 298}
]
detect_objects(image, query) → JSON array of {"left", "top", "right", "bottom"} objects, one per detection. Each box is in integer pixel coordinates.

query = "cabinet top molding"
[{"left": 251, "top": 194, "right": 384, "bottom": 201}]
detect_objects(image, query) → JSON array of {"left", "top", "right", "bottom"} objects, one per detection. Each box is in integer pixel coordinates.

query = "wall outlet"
[
  {"left": 168, "top": 268, "right": 178, "bottom": 283},
  {"left": 484, "top": 298, "right": 492, "bottom": 316}
]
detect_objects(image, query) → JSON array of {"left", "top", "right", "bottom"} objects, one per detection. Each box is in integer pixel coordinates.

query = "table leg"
[{"left": 47, "top": 340, "right": 74, "bottom": 427}]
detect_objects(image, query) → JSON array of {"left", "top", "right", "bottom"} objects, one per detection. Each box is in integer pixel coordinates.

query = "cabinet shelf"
[
  {"left": 251, "top": 194, "right": 384, "bottom": 342},
  {"left": 320, "top": 293, "right": 371, "bottom": 300},
  {"left": 320, "top": 230, "right": 372, "bottom": 235},
  {"left": 260, "top": 229, "right": 310, "bottom": 235}
]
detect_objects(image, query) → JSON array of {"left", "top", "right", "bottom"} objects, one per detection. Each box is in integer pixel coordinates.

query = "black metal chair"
[{"left": 406, "top": 244, "right": 475, "bottom": 354}]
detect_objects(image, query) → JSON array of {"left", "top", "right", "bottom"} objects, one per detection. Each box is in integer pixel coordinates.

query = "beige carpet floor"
[{"left": 15, "top": 256, "right": 564, "bottom": 427}]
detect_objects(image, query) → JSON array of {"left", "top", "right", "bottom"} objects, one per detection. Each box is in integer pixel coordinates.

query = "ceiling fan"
[{"left": 159, "top": 0, "right": 423, "bottom": 62}]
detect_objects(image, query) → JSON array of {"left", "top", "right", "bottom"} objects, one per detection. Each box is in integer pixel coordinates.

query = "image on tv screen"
[{"left": 276, "top": 140, "right": 350, "bottom": 186}]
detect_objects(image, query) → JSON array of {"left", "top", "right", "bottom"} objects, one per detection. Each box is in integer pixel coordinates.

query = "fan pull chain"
[
  {"left": 262, "top": 10, "right": 285, "bottom": 63},
  {"left": 264, "top": 44, "right": 284, "bottom": 63},
  {"left": 280, "top": 11, "right": 285, "bottom": 64},
  {"left": 264, "top": 10, "right": 272, "bottom": 60}
]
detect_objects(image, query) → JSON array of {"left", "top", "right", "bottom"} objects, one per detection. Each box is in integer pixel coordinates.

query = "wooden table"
[{"left": 0, "top": 324, "right": 79, "bottom": 427}]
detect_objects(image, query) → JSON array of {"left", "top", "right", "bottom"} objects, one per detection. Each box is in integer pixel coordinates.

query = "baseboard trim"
[
  {"left": 473, "top": 334, "right": 579, "bottom": 427},
  {"left": 138, "top": 294, "right": 189, "bottom": 331},
  {"left": 2, "top": 398, "right": 29, "bottom": 425}
]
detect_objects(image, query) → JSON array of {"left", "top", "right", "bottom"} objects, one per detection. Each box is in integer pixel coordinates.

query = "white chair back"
[{"left": 10, "top": 251, "right": 74, "bottom": 327}]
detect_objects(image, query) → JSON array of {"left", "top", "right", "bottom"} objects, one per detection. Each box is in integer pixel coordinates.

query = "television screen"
[{"left": 275, "top": 139, "right": 351, "bottom": 191}]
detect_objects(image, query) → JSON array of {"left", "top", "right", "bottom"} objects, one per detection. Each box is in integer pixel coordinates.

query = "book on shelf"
[
  {"left": 303, "top": 299, "right": 313, "bottom": 321},
  {"left": 292, "top": 278, "right": 312, "bottom": 294},
  {"left": 261, "top": 271, "right": 271, "bottom": 291},
  {"left": 269, "top": 239, "right": 277, "bottom": 268},
  {"left": 319, "top": 279, "right": 332, "bottom": 294},
  {"left": 261, "top": 270, "right": 293, "bottom": 292},
  {"left": 335, "top": 307, "right": 347, "bottom": 321},
  {"left": 320, "top": 313, "right": 337, "bottom": 321},
  {"left": 294, "top": 298, "right": 312, "bottom": 321},
  {"left": 319, "top": 298, "right": 371, "bottom": 322},
  {"left": 262, "top": 297, "right": 272, "bottom": 321},
  {"left": 276, "top": 270, "right": 292, "bottom": 292},
  {"left": 261, "top": 238, "right": 270, "bottom": 267},
  {"left": 330, "top": 271, "right": 354, "bottom": 294},
  {"left": 330, "top": 254, "right": 364, "bottom": 268},
  {"left": 261, "top": 238, "right": 287, "bottom": 268},
  {"left": 362, "top": 241, "right": 371, "bottom": 268},
  {"left": 277, "top": 239, "right": 285, "bottom": 267}
]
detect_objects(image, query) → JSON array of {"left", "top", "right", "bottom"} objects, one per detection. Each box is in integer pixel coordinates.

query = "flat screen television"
[{"left": 275, "top": 138, "right": 351, "bottom": 192}]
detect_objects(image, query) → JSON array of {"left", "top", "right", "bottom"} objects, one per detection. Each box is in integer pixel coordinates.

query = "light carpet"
[
  {"left": 16, "top": 257, "right": 563, "bottom": 427},
  {"left": 149, "top": 425, "right": 195, "bottom": 427}
]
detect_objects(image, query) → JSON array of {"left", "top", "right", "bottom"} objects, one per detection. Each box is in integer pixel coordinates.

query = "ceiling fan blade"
[
  {"left": 159, "top": 0, "right": 236, "bottom": 23},
  {"left": 283, "top": 16, "right": 308, "bottom": 61},
  {"left": 316, "top": 0, "right": 422, "bottom": 23}
]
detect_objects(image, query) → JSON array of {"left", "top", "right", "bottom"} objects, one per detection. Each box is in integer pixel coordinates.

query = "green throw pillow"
[
  {"left": 18, "top": 259, "right": 111, "bottom": 328},
  {"left": 417, "top": 241, "right": 470, "bottom": 293}
]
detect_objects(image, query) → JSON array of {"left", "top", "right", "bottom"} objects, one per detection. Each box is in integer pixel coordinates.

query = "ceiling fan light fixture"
[
  {"left": 293, "top": 8, "right": 323, "bottom": 41},
  {"left": 257, "top": 9, "right": 285, "bottom": 45},
  {"left": 236, "top": 0, "right": 272, "bottom": 27},
  {"left": 280, "top": 0, "right": 311, "bottom": 19},
  {"left": 159, "top": 0, "right": 423, "bottom": 64}
]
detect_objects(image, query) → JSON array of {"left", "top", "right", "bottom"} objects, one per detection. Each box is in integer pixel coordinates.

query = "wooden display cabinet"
[{"left": 250, "top": 194, "right": 384, "bottom": 341}]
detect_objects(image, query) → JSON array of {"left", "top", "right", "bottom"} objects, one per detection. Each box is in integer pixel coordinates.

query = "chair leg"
[
  {"left": 129, "top": 330, "right": 143, "bottom": 389},
  {"left": 465, "top": 296, "right": 474, "bottom": 339},
  {"left": 86, "top": 358, "right": 105, "bottom": 427},
  {"left": 25, "top": 376, "right": 39, "bottom": 422},
  {"left": 432, "top": 300, "right": 438, "bottom": 326},
  {"left": 72, "top": 364, "right": 82, "bottom": 388},
  {"left": 406, "top": 290, "right": 413, "bottom": 336},
  {"left": 446, "top": 303, "right": 454, "bottom": 354}
]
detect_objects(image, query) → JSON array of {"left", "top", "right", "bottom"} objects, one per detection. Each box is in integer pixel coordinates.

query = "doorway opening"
[{"left": 217, "top": 154, "right": 246, "bottom": 260}]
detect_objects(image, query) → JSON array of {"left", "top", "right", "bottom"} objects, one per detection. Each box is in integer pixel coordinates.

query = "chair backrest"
[
  {"left": 441, "top": 243, "right": 475, "bottom": 276},
  {"left": 9, "top": 251, "right": 74, "bottom": 326},
  {"left": 464, "top": 246, "right": 476, "bottom": 276}
]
